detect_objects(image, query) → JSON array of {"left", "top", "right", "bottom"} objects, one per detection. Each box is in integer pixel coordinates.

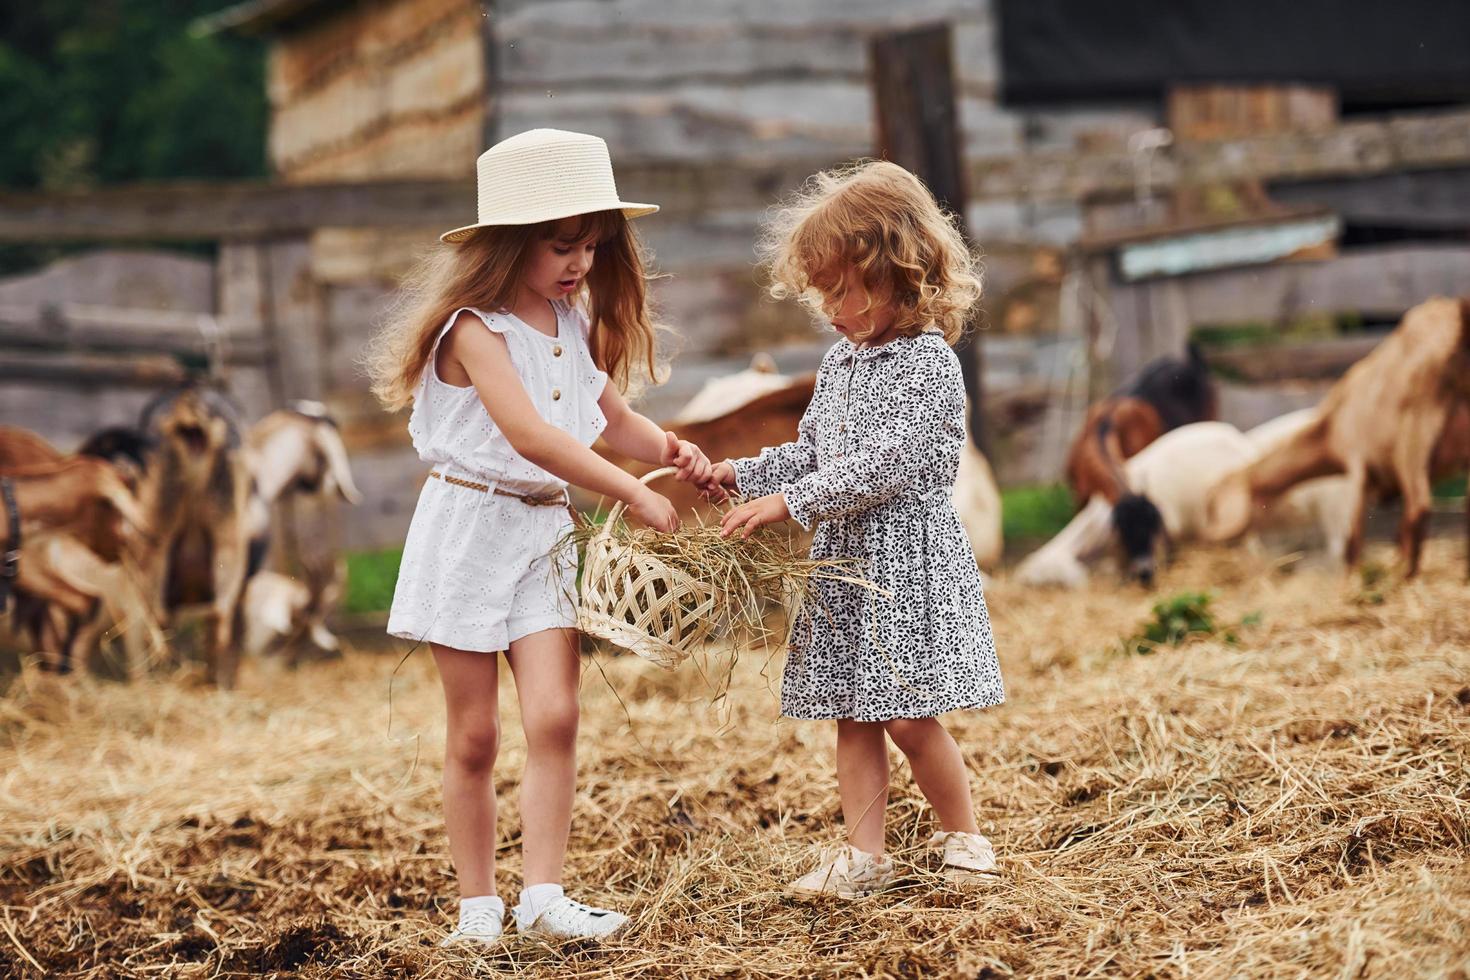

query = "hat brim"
[{"left": 440, "top": 202, "right": 659, "bottom": 244}]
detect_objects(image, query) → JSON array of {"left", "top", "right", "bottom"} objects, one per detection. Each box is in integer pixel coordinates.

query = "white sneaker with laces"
[
  {"left": 786, "top": 844, "right": 895, "bottom": 899},
  {"left": 439, "top": 903, "right": 505, "bottom": 947},
  {"left": 926, "top": 830, "right": 999, "bottom": 880},
  {"left": 514, "top": 895, "right": 629, "bottom": 940}
]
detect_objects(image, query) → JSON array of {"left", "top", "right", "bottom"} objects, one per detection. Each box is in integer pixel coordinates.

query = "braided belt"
[{"left": 429, "top": 471, "right": 569, "bottom": 507}]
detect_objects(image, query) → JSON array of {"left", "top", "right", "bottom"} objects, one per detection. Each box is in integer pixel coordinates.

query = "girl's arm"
[
  {"left": 447, "top": 315, "right": 678, "bottom": 530},
  {"left": 723, "top": 345, "right": 958, "bottom": 536},
  {"left": 599, "top": 384, "right": 711, "bottom": 484},
  {"left": 724, "top": 390, "right": 823, "bottom": 498}
]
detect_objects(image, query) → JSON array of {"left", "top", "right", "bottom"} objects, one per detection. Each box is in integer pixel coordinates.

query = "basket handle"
[{"left": 599, "top": 466, "right": 680, "bottom": 540}]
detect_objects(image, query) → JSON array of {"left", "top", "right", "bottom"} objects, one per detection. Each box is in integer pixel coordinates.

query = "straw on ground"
[{"left": 1, "top": 539, "right": 1467, "bottom": 978}]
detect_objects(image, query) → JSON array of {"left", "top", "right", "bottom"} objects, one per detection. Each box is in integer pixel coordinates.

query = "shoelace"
[
  {"left": 823, "top": 847, "right": 888, "bottom": 885},
  {"left": 938, "top": 834, "right": 996, "bottom": 870},
  {"left": 456, "top": 905, "right": 502, "bottom": 937},
  {"left": 543, "top": 897, "right": 615, "bottom": 929}
]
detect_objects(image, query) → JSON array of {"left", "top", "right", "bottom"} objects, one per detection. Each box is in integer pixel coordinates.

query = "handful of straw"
[{"left": 569, "top": 467, "right": 866, "bottom": 669}]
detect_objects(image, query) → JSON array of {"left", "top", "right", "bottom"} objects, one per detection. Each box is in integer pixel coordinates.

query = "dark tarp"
[{"left": 997, "top": 0, "right": 1470, "bottom": 108}]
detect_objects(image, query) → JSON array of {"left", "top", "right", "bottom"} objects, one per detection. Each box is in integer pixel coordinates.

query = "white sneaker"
[
  {"left": 926, "top": 830, "right": 999, "bottom": 881},
  {"left": 439, "top": 904, "right": 505, "bottom": 947},
  {"left": 786, "top": 844, "right": 896, "bottom": 899},
  {"left": 514, "top": 895, "right": 629, "bottom": 940}
]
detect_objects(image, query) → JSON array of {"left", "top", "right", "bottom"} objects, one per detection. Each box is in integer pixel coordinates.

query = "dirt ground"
[{"left": 1, "top": 538, "right": 1467, "bottom": 978}]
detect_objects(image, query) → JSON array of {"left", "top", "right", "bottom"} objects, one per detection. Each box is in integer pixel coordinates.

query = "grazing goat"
[
  {"left": 1206, "top": 297, "right": 1470, "bottom": 577},
  {"left": 242, "top": 560, "right": 345, "bottom": 664},
  {"left": 1019, "top": 422, "right": 1258, "bottom": 587},
  {"left": 1065, "top": 344, "right": 1217, "bottom": 507}
]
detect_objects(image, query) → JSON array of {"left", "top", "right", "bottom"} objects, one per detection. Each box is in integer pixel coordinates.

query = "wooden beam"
[
  {"left": 3, "top": 108, "right": 1470, "bottom": 243},
  {"left": 1203, "top": 335, "right": 1382, "bottom": 383},
  {"left": 977, "top": 107, "right": 1470, "bottom": 204},
  {"left": 0, "top": 303, "right": 271, "bottom": 363},
  {"left": 0, "top": 351, "right": 189, "bottom": 387},
  {"left": 0, "top": 161, "right": 824, "bottom": 243},
  {"left": 871, "top": 23, "right": 988, "bottom": 454}
]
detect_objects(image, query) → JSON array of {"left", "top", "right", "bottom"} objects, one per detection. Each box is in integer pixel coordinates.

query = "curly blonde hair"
[
  {"left": 365, "top": 210, "right": 664, "bottom": 411},
  {"left": 759, "top": 159, "right": 982, "bottom": 344}
]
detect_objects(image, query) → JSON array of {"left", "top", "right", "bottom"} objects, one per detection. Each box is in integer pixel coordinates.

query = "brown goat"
[
  {"left": 137, "top": 387, "right": 254, "bottom": 688},
  {"left": 0, "top": 439, "right": 158, "bottom": 671},
  {"left": 1, "top": 457, "right": 150, "bottom": 545},
  {"left": 1064, "top": 397, "right": 1166, "bottom": 506},
  {"left": 1064, "top": 345, "right": 1217, "bottom": 507},
  {"left": 1206, "top": 297, "right": 1470, "bottom": 577}
]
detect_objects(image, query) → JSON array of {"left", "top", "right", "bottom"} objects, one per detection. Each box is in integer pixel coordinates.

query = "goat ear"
[
  {"left": 750, "top": 352, "right": 778, "bottom": 374},
  {"left": 314, "top": 424, "right": 363, "bottom": 505}
]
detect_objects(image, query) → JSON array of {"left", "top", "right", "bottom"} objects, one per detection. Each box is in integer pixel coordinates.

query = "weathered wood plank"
[
  {"left": 1204, "top": 335, "right": 1383, "bottom": 383},
  {"left": 5, "top": 108, "right": 1470, "bottom": 241},
  {"left": 0, "top": 303, "right": 272, "bottom": 361},
  {"left": 0, "top": 351, "right": 189, "bottom": 387}
]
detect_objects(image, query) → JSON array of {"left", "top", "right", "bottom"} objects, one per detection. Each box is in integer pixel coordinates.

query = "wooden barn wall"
[{"left": 267, "top": 0, "right": 484, "bottom": 181}]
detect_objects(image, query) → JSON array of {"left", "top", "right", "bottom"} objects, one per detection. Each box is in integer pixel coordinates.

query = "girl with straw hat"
[{"left": 367, "top": 129, "right": 712, "bottom": 945}]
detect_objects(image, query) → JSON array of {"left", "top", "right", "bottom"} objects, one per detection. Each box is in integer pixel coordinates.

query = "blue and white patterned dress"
[{"left": 731, "top": 330, "right": 1004, "bottom": 721}]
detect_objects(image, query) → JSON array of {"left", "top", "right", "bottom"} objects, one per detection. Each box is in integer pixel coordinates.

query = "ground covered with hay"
[{"left": 2, "top": 541, "right": 1468, "bottom": 978}]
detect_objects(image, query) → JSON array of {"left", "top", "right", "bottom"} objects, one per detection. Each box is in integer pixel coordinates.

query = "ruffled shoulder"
[{"left": 451, "top": 306, "right": 512, "bottom": 335}]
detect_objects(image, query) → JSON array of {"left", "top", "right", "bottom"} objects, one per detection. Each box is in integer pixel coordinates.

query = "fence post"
[{"left": 870, "top": 22, "right": 988, "bottom": 454}]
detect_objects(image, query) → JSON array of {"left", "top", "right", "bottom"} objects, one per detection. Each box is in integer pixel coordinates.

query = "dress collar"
[{"left": 835, "top": 328, "right": 942, "bottom": 363}]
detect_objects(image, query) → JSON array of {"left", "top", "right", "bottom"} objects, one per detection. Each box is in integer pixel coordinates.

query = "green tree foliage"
[{"left": 0, "top": 2, "right": 266, "bottom": 191}]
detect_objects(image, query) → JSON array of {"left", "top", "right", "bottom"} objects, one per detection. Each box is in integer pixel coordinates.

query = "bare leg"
[
  {"left": 505, "top": 627, "right": 581, "bottom": 886},
  {"left": 836, "top": 720, "right": 890, "bottom": 855},
  {"left": 884, "top": 717, "right": 982, "bottom": 834},
  {"left": 433, "top": 644, "right": 502, "bottom": 898}
]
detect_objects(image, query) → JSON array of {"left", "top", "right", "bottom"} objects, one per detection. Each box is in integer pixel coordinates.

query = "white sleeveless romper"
[{"left": 387, "top": 301, "right": 608, "bottom": 652}]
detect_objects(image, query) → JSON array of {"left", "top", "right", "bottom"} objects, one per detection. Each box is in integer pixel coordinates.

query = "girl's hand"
[
  {"left": 700, "top": 461, "right": 737, "bottom": 502},
  {"left": 719, "top": 492, "right": 790, "bottom": 539},
  {"left": 629, "top": 486, "right": 679, "bottom": 533},
  {"left": 661, "top": 431, "right": 711, "bottom": 485}
]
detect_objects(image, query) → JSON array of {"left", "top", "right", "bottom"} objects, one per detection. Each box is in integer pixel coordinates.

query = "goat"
[
  {"left": 241, "top": 559, "right": 345, "bottom": 664},
  {"left": 243, "top": 401, "right": 363, "bottom": 573},
  {"left": 1206, "top": 297, "right": 1470, "bottom": 577},
  {"left": 1065, "top": 344, "right": 1217, "bottom": 507},
  {"left": 1019, "top": 422, "right": 1258, "bottom": 587},
  {"left": 0, "top": 448, "right": 159, "bottom": 671},
  {"left": 134, "top": 385, "right": 254, "bottom": 688}
]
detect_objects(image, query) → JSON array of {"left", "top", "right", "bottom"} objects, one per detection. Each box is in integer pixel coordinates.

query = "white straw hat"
[{"left": 440, "top": 129, "right": 659, "bottom": 243}]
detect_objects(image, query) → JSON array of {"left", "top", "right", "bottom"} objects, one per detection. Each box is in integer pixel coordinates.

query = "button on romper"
[
  {"left": 731, "top": 331, "right": 1004, "bottom": 721},
  {"left": 387, "top": 301, "right": 608, "bottom": 652}
]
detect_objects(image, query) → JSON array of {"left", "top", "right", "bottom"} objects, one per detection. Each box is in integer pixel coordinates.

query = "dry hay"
[{"left": 1, "top": 539, "right": 1468, "bottom": 978}]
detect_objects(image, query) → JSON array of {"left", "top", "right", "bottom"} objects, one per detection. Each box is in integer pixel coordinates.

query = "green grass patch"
[
  {"left": 1119, "top": 591, "right": 1261, "bottom": 655},
  {"left": 344, "top": 547, "right": 403, "bottom": 615},
  {"left": 1001, "top": 483, "right": 1076, "bottom": 543},
  {"left": 1434, "top": 474, "right": 1466, "bottom": 499},
  {"left": 1191, "top": 311, "right": 1369, "bottom": 350}
]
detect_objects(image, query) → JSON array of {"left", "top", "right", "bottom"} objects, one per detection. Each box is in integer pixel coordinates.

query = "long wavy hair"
[
  {"left": 759, "top": 159, "right": 983, "bottom": 344},
  {"left": 366, "top": 210, "right": 662, "bottom": 411}
]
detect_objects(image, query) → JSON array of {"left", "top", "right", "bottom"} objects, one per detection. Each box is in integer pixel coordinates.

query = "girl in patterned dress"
[
  {"left": 367, "top": 130, "right": 711, "bottom": 944},
  {"left": 705, "top": 161, "right": 1005, "bottom": 896}
]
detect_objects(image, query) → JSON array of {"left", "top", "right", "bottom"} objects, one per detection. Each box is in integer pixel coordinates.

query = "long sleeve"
[
  {"left": 729, "top": 404, "right": 820, "bottom": 499},
  {"left": 780, "top": 345, "right": 959, "bottom": 531}
]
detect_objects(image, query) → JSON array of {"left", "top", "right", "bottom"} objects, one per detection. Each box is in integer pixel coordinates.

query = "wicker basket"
[{"left": 577, "top": 467, "right": 718, "bottom": 669}]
